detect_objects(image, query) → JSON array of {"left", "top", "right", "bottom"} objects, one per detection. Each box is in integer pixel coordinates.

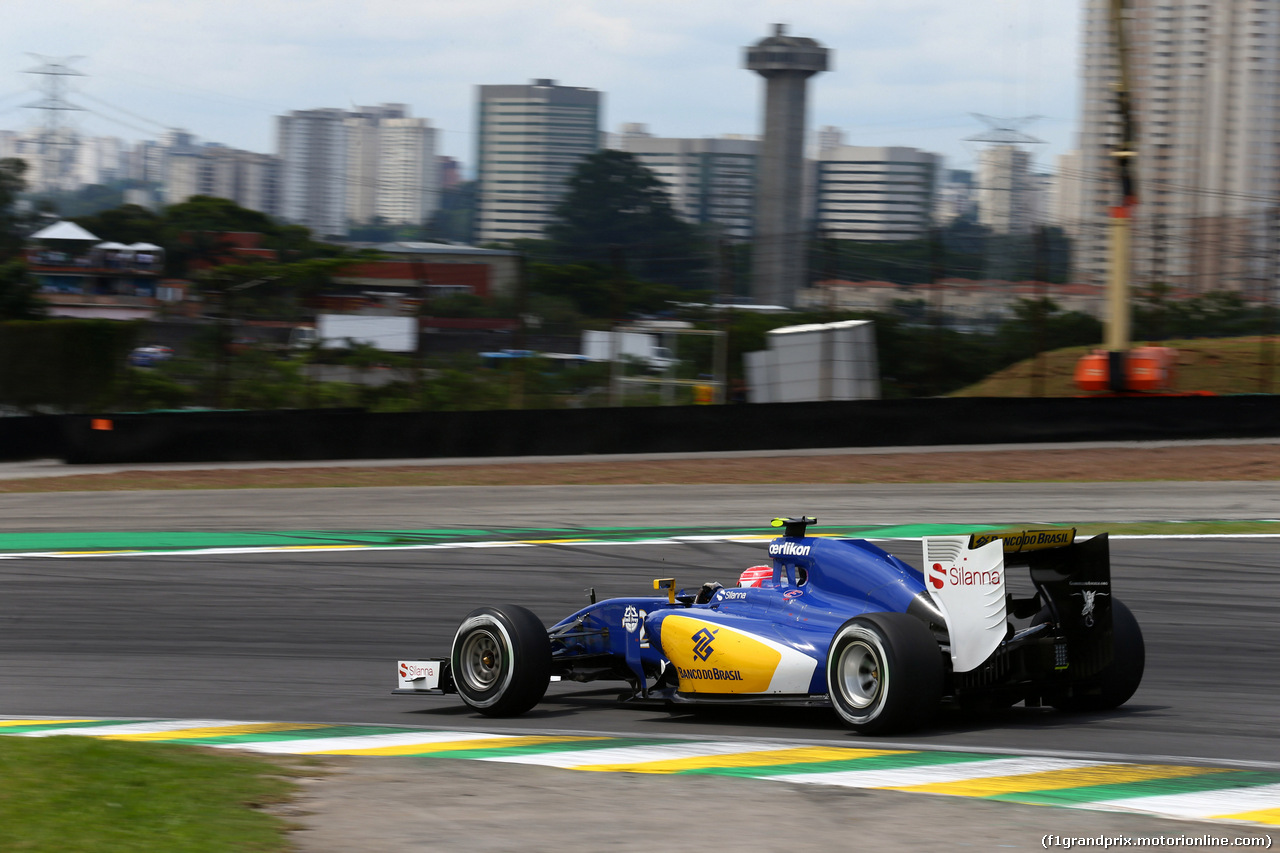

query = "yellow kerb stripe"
[
  {"left": 57, "top": 550, "right": 136, "bottom": 555},
  {"left": 1210, "top": 808, "right": 1280, "bottom": 826},
  {"left": 577, "top": 747, "right": 910, "bottom": 774},
  {"left": 0, "top": 719, "right": 99, "bottom": 727},
  {"left": 313, "top": 735, "right": 608, "bottom": 757},
  {"left": 891, "top": 763, "right": 1228, "bottom": 797},
  {"left": 103, "top": 723, "right": 328, "bottom": 741}
]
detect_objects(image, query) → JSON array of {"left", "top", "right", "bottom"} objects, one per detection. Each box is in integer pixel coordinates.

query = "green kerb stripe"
[
  {"left": 988, "top": 770, "right": 1280, "bottom": 805},
  {"left": 682, "top": 750, "right": 997, "bottom": 779},
  {"left": 0, "top": 720, "right": 146, "bottom": 734},
  {"left": 0, "top": 523, "right": 1010, "bottom": 554}
]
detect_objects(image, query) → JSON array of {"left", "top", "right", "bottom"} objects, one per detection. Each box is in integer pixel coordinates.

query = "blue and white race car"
[{"left": 395, "top": 517, "right": 1144, "bottom": 734}]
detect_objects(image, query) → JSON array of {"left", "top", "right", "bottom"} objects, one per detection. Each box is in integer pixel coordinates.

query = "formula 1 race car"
[{"left": 394, "top": 517, "right": 1145, "bottom": 733}]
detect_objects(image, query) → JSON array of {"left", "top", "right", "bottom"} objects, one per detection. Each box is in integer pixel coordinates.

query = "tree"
[
  {"left": 0, "top": 260, "right": 45, "bottom": 320},
  {"left": 547, "top": 150, "right": 706, "bottom": 286},
  {"left": 993, "top": 298, "right": 1102, "bottom": 364},
  {"left": 163, "top": 195, "right": 279, "bottom": 236},
  {"left": 74, "top": 203, "right": 165, "bottom": 247},
  {"left": 0, "top": 158, "right": 30, "bottom": 260}
]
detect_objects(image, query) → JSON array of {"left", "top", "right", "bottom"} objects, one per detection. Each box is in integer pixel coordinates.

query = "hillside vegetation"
[{"left": 952, "top": 336, "right": 1280, "bottom": 397}]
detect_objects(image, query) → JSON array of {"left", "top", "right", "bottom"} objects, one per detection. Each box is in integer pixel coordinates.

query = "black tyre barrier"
[{"left": 26, "top": 393, "right": 1280, "bottom": 465}]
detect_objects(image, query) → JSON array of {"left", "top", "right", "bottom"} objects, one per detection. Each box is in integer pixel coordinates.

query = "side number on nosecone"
[{"left": 622, "top": 605, "right": 650, "bottom": 648}]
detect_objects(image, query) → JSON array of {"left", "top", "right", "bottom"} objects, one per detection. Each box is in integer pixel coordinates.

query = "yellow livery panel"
[
  {"left": 662, "top": 614, "right": 782, "bottom": 693},
  {"left": 968, "top": 528, "right": 1076, "bottom": 553}
]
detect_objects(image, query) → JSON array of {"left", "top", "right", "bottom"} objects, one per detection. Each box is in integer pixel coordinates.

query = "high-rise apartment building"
[
  {"left": 977, "top": 144, "right": 1035, "bottom": 235},
  {"left": 278, "top": 103, "right": 438, "bottom": 237},
  {"left": 815, "top": 146, "right": 939, "bottom": 242},
  {"left": 1049, "top": 150, "right": 1086, "bottom": 241},
  {"left": 475, "top": 80, "right": 602, "bottom": 242},
  {"left": 1073, "top": 0, "right": 1280, "bottom": 291},
  {"left": 344, "top": 112, "right": 384, "bottom": 226},
  {"left": 615, "top": 124, "right": 758, "bottom": 240},
  {"left": 374, "top": 116, "right": 439, "bottom": 225},
  {"left": 278, "top": 108, "right": 349, "bottom": 238},
  {"left": 339, "top": 103, "right": 439, "bottom": 228},
  {"left": 162, "top": 142, "right": 281, "bottom": 217}
]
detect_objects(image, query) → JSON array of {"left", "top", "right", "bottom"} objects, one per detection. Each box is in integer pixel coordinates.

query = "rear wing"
[
  {"left": 924, "top": 528, "right": 1114, "bottom": 676},
  {"left": 969, "top": 528, "right": 1077, "bottom": 557}
]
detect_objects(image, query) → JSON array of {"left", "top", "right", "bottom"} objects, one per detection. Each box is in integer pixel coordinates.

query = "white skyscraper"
[
  {"left": 278, "top": 108, "right": 349, "bottom": 238},
  {"left": 1074, "top": 0, "right": 1280, "bottom": 291},
  {"left": 374, "top": 116, "right": 439, "bottom": 226},
  {"left": 475, "top": 80, "right": 601, "bottom": 242},
  {"left": 977, "top": 145, "right": 1034, "bottom": 235},
  {"left": 280, "top": 104, "right": 439, "bottom": 237},
  {"left": 1050, "top": 150, "right": 1086, "bottom": 240},
  {"left": 345, "top": 113, "right": 382, "bottom": 226}
]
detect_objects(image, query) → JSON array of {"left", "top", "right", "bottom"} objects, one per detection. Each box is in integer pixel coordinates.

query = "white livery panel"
[
  {"left": 922, "top": 536, "right": 1007, "bottom": 673},
  {"left": 397, "top": 660, "right": 442, "bottom": 691}
]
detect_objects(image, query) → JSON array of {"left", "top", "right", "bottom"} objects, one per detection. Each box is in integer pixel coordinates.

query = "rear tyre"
[
  {"left": 1052, "top": 598, "right": 1145, "bottom": 712},
  {"left": 827, "top": 612, "right": 943, "bottom": 734},
  {"left": 451, "top": 605, "right": 551, "bottom": 717}
]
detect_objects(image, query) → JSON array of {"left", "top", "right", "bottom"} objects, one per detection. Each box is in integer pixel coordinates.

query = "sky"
[{"left": 0, "top": 0, "right": 1082, "bottom": 176}]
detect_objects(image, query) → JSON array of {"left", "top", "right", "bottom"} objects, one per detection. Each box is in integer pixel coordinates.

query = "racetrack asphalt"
[{"left": 2, "top": 465, "right": 1279, "bottom": 849}]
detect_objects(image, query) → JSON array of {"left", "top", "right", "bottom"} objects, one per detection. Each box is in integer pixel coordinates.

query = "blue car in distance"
[
  {"left": 395, "top": 517, "right": 1144, "bottom": 734},
  {"left": 127, "top": 345, "right": 174, "bottom": 368}
]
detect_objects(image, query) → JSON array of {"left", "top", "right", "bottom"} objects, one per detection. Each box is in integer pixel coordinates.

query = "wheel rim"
[
  {"left": 837, "top": 639, "right": 882, "bottom": 709},
  {"left": 458, "top": 628, "right": 503, "bottom": 692}
]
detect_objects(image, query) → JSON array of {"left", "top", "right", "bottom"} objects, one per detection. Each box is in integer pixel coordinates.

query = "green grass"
[
  {"left": 0, "top": 737, "right": 310, "bottom": 852},
  {"left": 1072, "top": 520, "right": 1280, "bottom": 537}
]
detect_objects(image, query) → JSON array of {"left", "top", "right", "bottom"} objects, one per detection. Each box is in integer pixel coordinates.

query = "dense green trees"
[
  {"left": 0, "top": 261, "right": 46, "bottom": 321},
  {"left": 808, "top": 221, "right": 1072, "bottom": 288},
  {"left": 0, "top": 159, "right": 30, "bottom": 261},
  {"left": 0, "top": 159, "right": 45, "bottom": 320},
  {"left": 546, "top": 150, "right": 707, "bottom": 286},
  {"left": 74, "top": 196, "right": 341, "bottom": 278}
]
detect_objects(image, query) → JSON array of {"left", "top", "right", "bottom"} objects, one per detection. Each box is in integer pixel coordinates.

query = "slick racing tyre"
[
  {"left": 1052, "top": 598, "right": 1145, "bottom": 713},
  {"left": 827, "top": 612, "right": 943, "bottom": 735},
  {"left": 451, "top": 604, "right": 552, "bottom": 717}
]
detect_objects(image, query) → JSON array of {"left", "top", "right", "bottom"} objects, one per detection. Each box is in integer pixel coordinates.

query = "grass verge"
[{"left": 0, "top": 736, "right": 311, "bottom": 853}]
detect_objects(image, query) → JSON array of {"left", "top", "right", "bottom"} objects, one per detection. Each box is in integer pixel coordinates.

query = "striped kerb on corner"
[{"left": 2, "top": 719, "right": 1278, "bottom": 827}]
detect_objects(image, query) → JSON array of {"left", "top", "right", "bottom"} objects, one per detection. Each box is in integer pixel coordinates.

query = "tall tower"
[{"left": 745, "top": 24, "right": 829, "bottom": 307}]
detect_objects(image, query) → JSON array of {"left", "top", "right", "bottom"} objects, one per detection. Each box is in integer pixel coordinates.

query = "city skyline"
[{"left": 0, "top": 1, "right": 1080, "bottom": 175}]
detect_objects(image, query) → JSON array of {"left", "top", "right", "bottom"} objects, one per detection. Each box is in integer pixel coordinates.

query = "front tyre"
[
  {"left": 451, "top": 605, "right": 551, "bottom": 717},
  {"left": 827, "top": 612, "right": 943, "bottom": 735}
]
